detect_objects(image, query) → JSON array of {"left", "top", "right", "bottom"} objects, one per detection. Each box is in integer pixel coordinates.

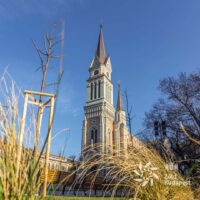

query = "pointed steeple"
[
  {"left": 96, "top": 24, "right": 106, "bottom": 64},
  {"left": 117, "top": 81, "right": 124, "bottom": 111}
]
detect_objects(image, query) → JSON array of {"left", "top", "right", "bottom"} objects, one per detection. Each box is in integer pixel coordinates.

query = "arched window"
[
  {"left": 98, "top": 80, "right": 101, "bottom": 98},
  {"left": 94, "top": 70, "right": 99, "bottom": 75},
  {"left": 90, "top": 83, "right": 93, "bottom": 100},
  {"left": 94, "top": 82, "right": 97, "bottom": 99},
  {"left": 91, "top": 128, "right": 98, "bottom": 145}
]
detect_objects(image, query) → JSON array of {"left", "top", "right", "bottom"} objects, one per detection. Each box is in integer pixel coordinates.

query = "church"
[{"left": 81, "top": 26, "right": 134, "bottom": 155}]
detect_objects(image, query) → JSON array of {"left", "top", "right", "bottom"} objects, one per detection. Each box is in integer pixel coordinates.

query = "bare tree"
[
  {"left": 31, "top": 21, "right": 65, "bottom": 198},
  {"left": 32, "top": 21, "right": 64, "bottom": 159},
  {"left": 144, "top": 71, "right": 200, "bottom": 175}
]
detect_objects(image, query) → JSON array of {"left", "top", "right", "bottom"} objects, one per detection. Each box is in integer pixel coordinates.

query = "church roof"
[
  {"left": 96, "top": 25, "right": 106, "bottom": 64},
  {"left": 117, "top": 83, "right": 124, "bottom": 111}
]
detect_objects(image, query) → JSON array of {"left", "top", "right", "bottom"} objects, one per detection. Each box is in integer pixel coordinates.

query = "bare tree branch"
[{"left": 180, "top": 122, "right": 200, "bottom": 146}]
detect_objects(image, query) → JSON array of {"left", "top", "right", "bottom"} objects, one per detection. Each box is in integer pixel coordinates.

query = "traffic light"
[
  {"left": 161, "top": 120, "right": 167, "bottom": 136},
  {"left": 154, "top": 121, "right": 159, "bottom": 136}
]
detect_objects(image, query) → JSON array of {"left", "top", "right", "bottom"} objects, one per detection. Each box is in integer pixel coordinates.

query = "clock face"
[{"left": 94, "top": 70, "right": 99, "bottom": 76}]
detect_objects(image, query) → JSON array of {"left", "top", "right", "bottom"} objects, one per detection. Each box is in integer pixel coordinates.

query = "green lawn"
[{"left": 46, "top": 196, "right": 126, "bottom": 200}]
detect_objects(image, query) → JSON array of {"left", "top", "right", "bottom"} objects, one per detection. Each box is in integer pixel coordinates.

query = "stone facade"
[{"left": 82, "top": 26, "right": 133, "bottom": 156}]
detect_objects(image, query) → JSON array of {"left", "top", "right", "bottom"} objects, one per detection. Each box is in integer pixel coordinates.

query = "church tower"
[
  {"left": 82, "top": 26, "right": 115, "bottom": 154},
  {"left": 81, "top": 26, "right": 134, "bottom": 157},
  {"left": 113, "top": 84, "right": 129, "bottom": 154}
]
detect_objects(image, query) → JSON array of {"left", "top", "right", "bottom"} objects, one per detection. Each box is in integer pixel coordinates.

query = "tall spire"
[
  {"left": 117, "top": 81, "right": 124, "bottom": 111},
  {"left": 96, "top": 24, "right": 106, "bottom": 64}
]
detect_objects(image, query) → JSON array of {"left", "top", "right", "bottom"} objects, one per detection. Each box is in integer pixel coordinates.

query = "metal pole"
[{"left": 42, "top": 96, "right": 55, "bottom": 198}]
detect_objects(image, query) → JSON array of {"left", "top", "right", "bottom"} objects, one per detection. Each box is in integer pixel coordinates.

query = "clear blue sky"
[{"left": 0, "top": 0, "right": 200, "bottom": 157}]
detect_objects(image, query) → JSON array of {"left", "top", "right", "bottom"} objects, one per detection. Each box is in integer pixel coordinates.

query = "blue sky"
[{"left": 0, "top": 0, "right": 200, "bottom": 157}]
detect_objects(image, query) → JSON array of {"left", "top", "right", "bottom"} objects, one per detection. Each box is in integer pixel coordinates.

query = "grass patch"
[{"left": 46, "top": 197, "right": 126, "bottom": 200}]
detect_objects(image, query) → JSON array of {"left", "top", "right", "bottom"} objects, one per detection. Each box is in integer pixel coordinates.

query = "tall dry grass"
[
  {"left": 73, "top": 140, "right": 194, "bottom": 200},
  {"left": 0, "top": 70, "right": 44, "bottom": 200}
]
